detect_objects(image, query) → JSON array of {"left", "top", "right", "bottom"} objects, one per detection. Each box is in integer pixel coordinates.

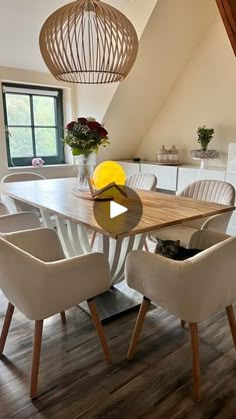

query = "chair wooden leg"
[
  {"left": 0, "top": 302, "right": 14, "bottom": 355},
  {"left": 60, "top": 311, "right": 66, "bottom": 324},
  {"left": 226, "top": 305, "right": 236, "bottom": 350},
  {"left": 87, "top": 299, "right": 112, "bottom": 364},
  {"left": 127, "top": 296, "right": 150, "bottom": 361},
  {"left": 189, "top": 323, "right": 201, "bottom": 402},
  {"left": 181, "top": 320, "right": 186, "bottom": 328},
  {"left": 30, "top": 320, "right": 43, "bottom": 399},
  {"left": 90, "top": 231, "right": 97, "bottom": 248}
]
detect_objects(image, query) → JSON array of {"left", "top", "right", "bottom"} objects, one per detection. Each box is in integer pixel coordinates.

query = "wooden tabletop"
[{"left": 0, "top": 177, "right": 234, "bottom": 239}]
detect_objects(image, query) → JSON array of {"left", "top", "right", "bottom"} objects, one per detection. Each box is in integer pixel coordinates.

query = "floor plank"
[{"left": 0, "top": 291, "right": 236, "bottom": 418}]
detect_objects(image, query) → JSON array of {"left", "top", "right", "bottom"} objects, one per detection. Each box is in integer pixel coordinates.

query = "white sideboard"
[
  {"left": 140, "top": 163, "right": 178, "bottom": 191},
  {"left": 177, "top": 167, "right": 225, "bottom": 193},
  {"left": 118, "top": 161, "right": 178, "bottom": 191},
  {"left": 118, "top": 161, "right": 140, "bottom": 176},
  {"left": 117, "top": 160, "right": 236, "bottom": 235},
  {"left": 118, "top": 161, "right": 226, "bottom": 193}
]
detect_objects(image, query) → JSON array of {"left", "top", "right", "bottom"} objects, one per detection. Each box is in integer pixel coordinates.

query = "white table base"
[{"left": 41, "top": 208, "right": 146, "bottom": 285}]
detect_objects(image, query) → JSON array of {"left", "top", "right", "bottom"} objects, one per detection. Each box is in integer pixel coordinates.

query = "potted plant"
[
  {"left": 197, "top": 125, "right": 214, "bottom": 152},
  {"left": 190, "top": 125, "right": 219, "bottom": 169}
]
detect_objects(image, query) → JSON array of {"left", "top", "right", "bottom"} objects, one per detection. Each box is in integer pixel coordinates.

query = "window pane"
[
  {"left": 35, "top": 128, "right": 57, "bottom": 156},
  {"left": 33, "top": 96, "right": 56, "bottom": 126},
  {"left": 9, "top": 127, "right": 33, "bottom": 158},
  {"left": 6, "top": 94, "right": 31, "bottom": 125}
]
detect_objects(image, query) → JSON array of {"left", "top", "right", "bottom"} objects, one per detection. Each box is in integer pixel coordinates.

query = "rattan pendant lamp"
[{"left": 39, "top": 0, "right": 139, "bottom": 84}]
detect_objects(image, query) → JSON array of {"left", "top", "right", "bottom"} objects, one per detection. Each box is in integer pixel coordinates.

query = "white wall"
[
  {"left": 77, "top": 0, "right": 157, "bottom": 123},
  {"left": 97, "top": 0, "right": 217, "bottom": 163},
  {"left": 136, "top": 14, "right": 236, "bottom": 167},
  {"left": 0, "top": 66, "right": 77, "bottom": 179}
]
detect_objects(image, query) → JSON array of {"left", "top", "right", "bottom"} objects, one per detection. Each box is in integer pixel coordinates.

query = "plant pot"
[
  {"left": 200, "top": 158, "right": 208, "bottom": 169},
  {"left": 190, "top": 149, "right": 220, "bottom": 170},
  {"left": 75, "top": 152, "right": 97, "bottom": 191}
]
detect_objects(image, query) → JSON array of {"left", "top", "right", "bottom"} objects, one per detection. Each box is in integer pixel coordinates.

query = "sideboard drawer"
[{"left": 140, "top": 164, "right": 177, "bottom": 191}]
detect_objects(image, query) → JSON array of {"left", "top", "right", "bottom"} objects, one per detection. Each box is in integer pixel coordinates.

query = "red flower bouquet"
[{"left": 64, "top": 117, "right": 110, "bottom": 156}]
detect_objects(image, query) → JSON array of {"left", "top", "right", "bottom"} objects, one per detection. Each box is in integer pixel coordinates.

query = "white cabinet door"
[
  {"left": 177, "top": 167, "right": 226, "bottom": 193},
  {"left": 177, "top": 168, "right": 199, "bottom": 192},
  {"left": 198, "top": 169, "right": 225, "bottom": 181},
  {"left": 117, "top": 161, "right": 140, "bottom": 176},
  {"left": 140, "top": 164, "right": 177, "bottom": 191}
]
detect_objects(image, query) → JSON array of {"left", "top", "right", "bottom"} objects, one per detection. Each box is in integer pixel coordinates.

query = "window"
[{"left": 2, "top": 83, "right": 64, "bottom": 166}]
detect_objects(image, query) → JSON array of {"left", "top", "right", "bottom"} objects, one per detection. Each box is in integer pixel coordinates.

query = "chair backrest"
[
  {"left": 1, "top": 172, "right": 45, "bottom": 183},
  {"left": 0, "top": 212, "right": 41, "bottom": 233},
  {"left": 180, "top": 179, "right": 235, "bottom": 205},
  {"left": 0, "top": 228, "right": 65, "bottom": 320},
  {"left": 126, "top": 234, "right": 236, "bottom": 323},
  {"left": 0, "top": 228, "right": 108, "bottom": 321},
  {"left": 1, "top": 172, "right": 45, "bottom": 213},
  {"left": 125, "top": 173, "right": 157, "bottom": 191},
  {"left": 179, "top": 179, "right": 235, "bottom": 232}
]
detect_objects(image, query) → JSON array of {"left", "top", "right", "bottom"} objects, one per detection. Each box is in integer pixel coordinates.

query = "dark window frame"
[{"left": 2, "top": 83, "right": 65, "bottom": 167}]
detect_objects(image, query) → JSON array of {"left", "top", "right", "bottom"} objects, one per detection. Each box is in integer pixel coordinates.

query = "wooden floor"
[{"left": 1, "top": 291, "right": 236, "bottom": 419}]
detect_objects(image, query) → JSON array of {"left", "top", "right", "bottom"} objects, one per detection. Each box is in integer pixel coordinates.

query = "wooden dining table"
[{"left": 1, "top": 177, "right": 234, "bottom": 320}]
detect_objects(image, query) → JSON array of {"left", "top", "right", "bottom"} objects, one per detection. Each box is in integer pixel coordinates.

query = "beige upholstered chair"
[
  {"left": 149, "top": 179, "right": 235, "bottom": 247},
  {"left": 1, "top": 172, "right": 45, "bottom": 214},
  {"left": 125, "top": 173, "right": 157, "bottom": 191},
  {"left": 125, "top": 230, "right": 236, "bottom": 401},
  {"left": 126, "top": 173, "right": 157, "bottom": 251},
  {"left": 0, "top": 227, "right": 111, "bottom": 399}
]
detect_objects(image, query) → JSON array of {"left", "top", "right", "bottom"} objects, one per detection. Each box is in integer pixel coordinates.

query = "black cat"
[{"left": 155, "top": 237, "right": 202, "bottom": 261}]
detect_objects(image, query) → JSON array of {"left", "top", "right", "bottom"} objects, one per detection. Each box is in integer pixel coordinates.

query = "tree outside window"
[{"left": 2, "top": 84, "right": 64, "bottom": 166}]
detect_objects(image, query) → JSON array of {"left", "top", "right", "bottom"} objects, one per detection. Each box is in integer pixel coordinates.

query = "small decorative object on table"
[
  {"left": 156, "top": 145, "right": 180, "bottom": 164},
  {"left": 156, "top": 145, "right": 169, "bottom": 163},
  {"left": 64, "top": 117, "right": 110, "bottom": 191},
  {"left": 190, "top": 125, "right": 219, "bottom": 169},
  {"left": 72, "top": 161, "right": 126, "bottom": 201},
  {"left": 32, "top": 157, "right": 45, "bottom": 167},
  {"left": 168, "top": 145, "right": 179, "bottom": 163}
]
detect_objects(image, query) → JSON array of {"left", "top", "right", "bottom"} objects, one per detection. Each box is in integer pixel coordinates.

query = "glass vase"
[{"left": 75, "top": 152, "right": 96, "bottom": 191}]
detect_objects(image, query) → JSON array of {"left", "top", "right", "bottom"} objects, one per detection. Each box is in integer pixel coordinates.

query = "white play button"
[{"left": 110, "top": 201, "right": 128, "bottom": 219}]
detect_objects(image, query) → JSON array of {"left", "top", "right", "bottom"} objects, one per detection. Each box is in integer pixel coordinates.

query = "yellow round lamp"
[{"left": 93, "top": 161, "right": 126, "bottom": 190}]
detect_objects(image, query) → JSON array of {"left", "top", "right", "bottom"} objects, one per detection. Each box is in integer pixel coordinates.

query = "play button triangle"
[{"left": 110, "top": 201, "right": 128, "bottom": 219}]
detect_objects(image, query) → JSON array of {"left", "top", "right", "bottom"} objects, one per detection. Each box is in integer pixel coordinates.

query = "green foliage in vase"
[
  {"left": 64, "top": 117, "right": 110, "bottom": 156},
  {"left": 197, "top": 125, "right": 214, "bottom": 152}
]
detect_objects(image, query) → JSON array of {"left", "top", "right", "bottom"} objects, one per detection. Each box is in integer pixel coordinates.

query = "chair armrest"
[
  {"left": 188, "top": 229, "right": 230, "bottom": 250},
  {"left": 201, "top": 212, "right": 233, "bottom": 233},
  {"left": 126, "top": 237, "right": 236, "bottom": 323},
  {"left": 5, "top": 227, "right": 65, "bottom": 262}
]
